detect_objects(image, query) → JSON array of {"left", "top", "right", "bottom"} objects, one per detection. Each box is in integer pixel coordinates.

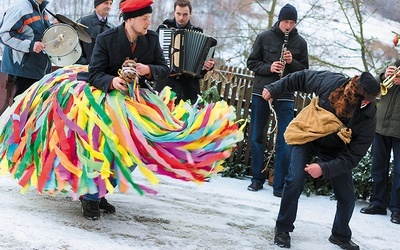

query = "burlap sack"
[{"left": 284, "top": 97, "right": 351, "bottom": 145}]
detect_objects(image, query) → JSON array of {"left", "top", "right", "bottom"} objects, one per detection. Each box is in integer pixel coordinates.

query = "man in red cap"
[{"left": 82, "top": 0, "right": 170, "bottom": 220}]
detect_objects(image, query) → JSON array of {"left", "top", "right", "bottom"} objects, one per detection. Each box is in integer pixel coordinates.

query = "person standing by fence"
[
  {"left": 246, "top": 3, "right": 308, "bottom": 196},
  {"left": 360, "top": 59, "right": 400, "bottom": 225}
]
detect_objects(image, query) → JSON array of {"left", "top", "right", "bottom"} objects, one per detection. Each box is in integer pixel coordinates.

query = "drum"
[{"left": 42, "top": 24, "right": 82, "bottom": 67}]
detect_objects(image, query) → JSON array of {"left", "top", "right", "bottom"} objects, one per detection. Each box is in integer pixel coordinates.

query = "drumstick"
[{"left": 43, "top": 34, "right": 65, "bottom": 46}]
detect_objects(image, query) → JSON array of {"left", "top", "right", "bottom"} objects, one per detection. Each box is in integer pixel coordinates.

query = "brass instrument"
[
  {"left": 279, "top": 30, "right": 289, "bottom": 78},
  {"left": 381, "top": 66, "right": 400, "bottom": 95}
]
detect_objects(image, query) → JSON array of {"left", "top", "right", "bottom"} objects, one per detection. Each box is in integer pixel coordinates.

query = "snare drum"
[{"left": 42, "top": 23, "right": 82, "bottom": 67}]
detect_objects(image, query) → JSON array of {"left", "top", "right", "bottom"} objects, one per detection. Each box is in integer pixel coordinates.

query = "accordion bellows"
[
  {"left": 0, "top": 65, "right": 244, "bottom": 198},
  {"left": 159, "top": 28, "right": 217, "bottom": 78}
]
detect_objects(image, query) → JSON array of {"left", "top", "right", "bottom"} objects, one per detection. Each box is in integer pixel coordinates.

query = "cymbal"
[{"left": 54, "top": 14, "right": 92, "bottom": 43}]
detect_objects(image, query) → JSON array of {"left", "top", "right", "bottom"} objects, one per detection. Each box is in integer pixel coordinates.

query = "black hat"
[
  {"left": 278, "top": 4, "right": 297, "bottom": 22},
  {"left": 94, "top": 0, "right": 111, "bottom": 8},
  {"left": 359, "top": 72, "right": 380, "bottom": 95}
]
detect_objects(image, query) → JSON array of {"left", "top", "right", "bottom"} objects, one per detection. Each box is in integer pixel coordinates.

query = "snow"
[{"left": 0, "top": 171, "right": 398, "bottom": 250}]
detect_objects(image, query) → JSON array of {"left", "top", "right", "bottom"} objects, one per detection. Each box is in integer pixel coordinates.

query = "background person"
[
  {"left": 0, "top": 0, "right": 52, "bottom": 99},
  {"left": 360, "top": 59, "right": 400, "bottom": 225},
  {"left": 76, "top": 0, "right": 114, "bottom": 65},
  {"left": 154, "top": 0, "right": 215, "bottom": 104},
  {"left": 246, "top": 3, "right": 308, "bottom": 196},
  {"left": 262, "top": 70, "right": 380, "bottom": 249}
]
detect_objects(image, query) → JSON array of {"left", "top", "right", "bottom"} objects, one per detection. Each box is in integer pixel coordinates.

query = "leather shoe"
[
  {"left": 274, "top": 227, "right": 290, "bottom": 248},
  {"left": 360, "top": 204, "right": 387, "bottom": 215},
  {"left": 247, "top": 182, "right": 263, "bottom": 192},
  {"left": 391, "top": 211, "right": 400, "bottom": 224},
  {"left": 329, "top": 235, "right": 359, "bottom": 250}
]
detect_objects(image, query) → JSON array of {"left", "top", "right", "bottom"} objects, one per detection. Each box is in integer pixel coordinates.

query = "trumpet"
[{"left": 381, "top": 66, "right": 400, "bottom": 95}]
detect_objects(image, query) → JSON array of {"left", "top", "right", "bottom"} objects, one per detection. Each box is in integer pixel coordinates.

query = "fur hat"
[
  {"left": 120, "top": 0, "right": 153, "bottom": 20},
  {"left": 278, "top": 4, "right": 297, "bottom": 22}
]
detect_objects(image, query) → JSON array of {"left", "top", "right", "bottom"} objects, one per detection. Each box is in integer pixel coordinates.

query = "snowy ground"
[{"left": 0, "top": 172, "right": 397, "bottom": 250}]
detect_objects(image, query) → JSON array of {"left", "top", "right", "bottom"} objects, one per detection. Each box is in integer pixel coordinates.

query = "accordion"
[{"left": 158, "top": 28, "right": 217, "bottom": 78}]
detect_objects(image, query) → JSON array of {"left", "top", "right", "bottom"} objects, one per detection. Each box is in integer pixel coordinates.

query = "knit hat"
[
  {"left": 359, "top": 72, "right": 380, "bottom": 95},
  {"left": 94, "top": 0, "right": 111, "bottom": 8},
  {"left": 120, "top": 0, "right": 153, "bottom": 20},
  {"left": 278, "top": 4, "right": 297, "bottom": 22}
]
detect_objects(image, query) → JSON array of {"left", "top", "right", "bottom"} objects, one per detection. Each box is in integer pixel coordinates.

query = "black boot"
[
  {"left": 274, "top": 227, "right": 291, "bottom": 248},
  {"left": 329, "top": 235, "right": 359, "bottom": 250},
  {"left": 99, "top": 197, "right": 116, "bottom": 213},
  {"left": 80, "top": 198, "right": 100, "bottom": 220}
]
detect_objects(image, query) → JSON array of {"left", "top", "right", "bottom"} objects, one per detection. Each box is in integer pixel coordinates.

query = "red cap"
[{"left": 120, "top": 0, "right": 153, "bottom": 13}]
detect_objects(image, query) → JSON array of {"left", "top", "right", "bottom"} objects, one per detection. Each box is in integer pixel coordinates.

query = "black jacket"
[
  {"left": 76, "top": 11, "right": 114, "bottom": 65},
  {"left": 88, "top": 23, "right": 170, "bottom": 92},
  {"left": 265, "top": 70, "right": 377, "bottom": 178},
  {"left": 376, "top": 60, "right": 400, "bottom": 138},
  {"left": 247, "top": 22, "right": 309, "bottom": 100}
]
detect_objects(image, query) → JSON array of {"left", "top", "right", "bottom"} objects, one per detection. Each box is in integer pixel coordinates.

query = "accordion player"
[{"left": 158, "top": 28, "right": 217, "bottom": 78}]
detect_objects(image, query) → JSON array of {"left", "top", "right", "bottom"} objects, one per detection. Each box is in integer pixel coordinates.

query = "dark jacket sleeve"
[
  {"left": 146, "top": 34, "right": 170, "bottom": 81},
  {"left": 88, "top": 34, "right": 114, "bottom": 92},
  {"left": 247, "top": 33, "right": 273, "bottom": 76},
  {"left": 264, "top": 70, "right": 325, "bottom": 97}
]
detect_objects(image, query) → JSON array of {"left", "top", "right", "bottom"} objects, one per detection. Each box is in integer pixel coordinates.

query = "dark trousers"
[
  {"left": 13, "top": 76, "right": 38, "bottom": 99},
  {"left": 370, "top": 133, "right": 400, "bottom": 213},
  {"left": 276, "top": 142, "right": 356, "bottom": 240}
]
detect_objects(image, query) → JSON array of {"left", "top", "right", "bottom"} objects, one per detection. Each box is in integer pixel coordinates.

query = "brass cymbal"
[{"left": 54, "top": 14, "right": 91, "bottom": 43}]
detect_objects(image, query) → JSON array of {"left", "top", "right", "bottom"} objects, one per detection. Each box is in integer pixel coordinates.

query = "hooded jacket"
[
  {"left": 247, "top": 21, "right": 308, "bottom": 100},
  {"left": 0, "top": 0, "right": 51, "bottom": 80},
  {"left": 264, "top": 70, "right": 377, "bottom": 179}
]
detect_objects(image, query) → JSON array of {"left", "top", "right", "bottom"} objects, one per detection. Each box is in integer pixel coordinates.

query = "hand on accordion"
[{"left": 203, "top": 58, "right": 215, "bottom": 71}]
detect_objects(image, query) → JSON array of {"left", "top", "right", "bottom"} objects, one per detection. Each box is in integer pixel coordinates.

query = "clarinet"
[{"left": 279, "top": 30, "right": 290, "bottom": 78}]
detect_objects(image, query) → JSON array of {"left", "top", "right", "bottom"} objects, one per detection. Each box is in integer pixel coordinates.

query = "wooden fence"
[{"left": 0, "top": 62, "right": 312, "bottom": 167}]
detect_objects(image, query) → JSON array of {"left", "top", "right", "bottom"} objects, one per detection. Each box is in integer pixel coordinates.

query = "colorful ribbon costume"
[{"left": 0, "top": 65, "right": 244, "bottom": 198}]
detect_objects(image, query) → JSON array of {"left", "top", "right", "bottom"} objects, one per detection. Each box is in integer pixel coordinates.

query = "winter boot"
[{"left": 99, "top": 197, "right": 116, "bottom": 213}]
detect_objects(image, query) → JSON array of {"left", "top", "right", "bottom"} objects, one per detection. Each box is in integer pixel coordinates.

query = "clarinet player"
[{"left": 246, "top": 4, "right": 309, "bottom": 197}]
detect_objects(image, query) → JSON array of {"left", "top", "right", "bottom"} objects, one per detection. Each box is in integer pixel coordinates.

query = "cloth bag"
[{"left": 284, "top": 97, "right": 351, "bottom": 145}]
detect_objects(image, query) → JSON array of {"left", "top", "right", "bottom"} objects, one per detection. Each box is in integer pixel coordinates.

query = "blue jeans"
[
  {"left": 272, "top": 101, "right": 293, "bottom": 194},
  {"left": 370, "top": 133, "right": 400, "bottom": 213},
  {"left": 250, "top": 95, "right": 293, "bottom": 191},
  {"left": 82, "top": 177, "right": 117, "bottom": 201},
  {"left": 276, "top": 143, "right": 356, "bottom": 240},
  {"left": 250, "top": 95, "right": 270, "bottom": 185}
]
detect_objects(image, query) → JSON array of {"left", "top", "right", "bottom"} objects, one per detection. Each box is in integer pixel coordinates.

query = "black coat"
[
  {"left": 265, "top": 70, "right": 377, "bottom": 178},
  {"left": 247, "top": 22, "right": 309, "bottom": 99},
  {"left": 76, "top": 11, "right": 114, "bottom": 65},
  {"left": 88, "top": 23, "right": 170, "bottom": 92}
]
